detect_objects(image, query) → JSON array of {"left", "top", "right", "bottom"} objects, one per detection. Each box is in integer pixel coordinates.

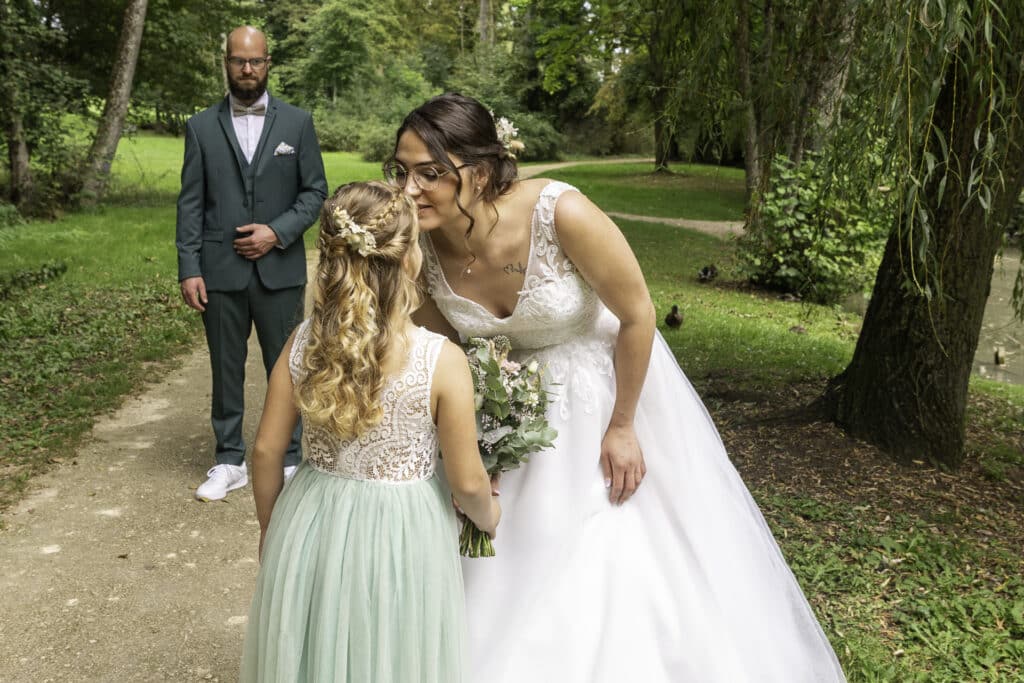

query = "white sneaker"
[
  {"left": 283, "top": 465, "right": 298, "bottom": 482},
  {"left": 195, "top": 463, "right": 248, "bottom": 501}
]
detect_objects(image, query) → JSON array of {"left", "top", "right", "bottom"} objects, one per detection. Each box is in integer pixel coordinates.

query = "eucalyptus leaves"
[{"left": 460, "top": 335, "right": 557, "bottom": 557}]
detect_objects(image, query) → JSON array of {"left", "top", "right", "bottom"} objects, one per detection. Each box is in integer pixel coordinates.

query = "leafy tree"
[
  {"left": 528, "top": 0, "right": 657, "bottom": 157},
  {"left": 133, "top": 0, "right": 247, "bottom": 133},
  {"left": 534, "top": 0, "right": 692, "bottom": 170},
  {"left": 0, "top": 0, "right": 88, "bottom": 211},
  {"left": 394, "top": 0, "right": 477, "bottom": 88},
  {"left": 272, "top": 0, "right": 404, "bottom": 106},
  {"left": 731, "top": 0, "right": 860, "bottom": 199},
  {"left": 825, "top": 0, "right": 1024, "bottom": 468},
  {"left": 1, "top": 0, "right": 243, "bottom": 211},
  {"left": 45, "top": 0, "right": 245, "bottom": 132}
]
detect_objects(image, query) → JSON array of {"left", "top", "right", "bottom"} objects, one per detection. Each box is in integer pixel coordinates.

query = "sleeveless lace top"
[
  {"left": 421, "top": 181, "right": 621, "bottom": 420},
  {"left": 420, "top": 181, "right": 607, "bottom": 351},
  {"left": 289, "top": 322, "right": 446, "bottom": 482}
]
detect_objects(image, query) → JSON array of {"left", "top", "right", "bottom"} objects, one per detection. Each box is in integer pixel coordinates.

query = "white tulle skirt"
[{"left": 461, "top": 321, "right": 846, "bottom": 682}]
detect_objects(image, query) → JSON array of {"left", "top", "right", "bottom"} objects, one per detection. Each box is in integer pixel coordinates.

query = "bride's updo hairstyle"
[
  {"left": 296, "top": 181, "right": 420, "bottom": 438},
  {"left": 392, "top": 92, "right": 518, "bottom": 240}
]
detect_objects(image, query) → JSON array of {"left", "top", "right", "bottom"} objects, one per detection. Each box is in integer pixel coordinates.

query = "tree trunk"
[
  {"left": 477, "top": 0, "right": 491, "bottom": 46},
  {"left": 825, "top": 48, "right": 1024, "bottom": 468},
  {"left": 0, "top": 2, "right": 32, "bottom": 207},
  {"left": 79, "top": 0, "right": 148, "bottom": 204},
  {"left": 653, "top": 115, "right": 671, "bottom": 172},
  {"left": 788, "top": 0, "right": 857, "bottom": 162},
  {"left": 2, "top": 88, "right": 32, "bottom": 207},
  {"left": 735, "top": 0, "right": 761, "bottom": 201},
  {"left": 647, "top": 0, "right": 685, "bottom": 174},
  {"left": 812, "top": 3, "right": 856, "bottom": 139}
]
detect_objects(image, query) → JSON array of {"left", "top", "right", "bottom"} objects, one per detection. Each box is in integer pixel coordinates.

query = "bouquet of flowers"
[{"left": 460, "top": 335, "right": 557, "bottom": 557}]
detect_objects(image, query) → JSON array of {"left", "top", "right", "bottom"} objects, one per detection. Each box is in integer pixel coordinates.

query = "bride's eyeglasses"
[{"left": 383, "top": 162, "right": 472, "bottom": 191}]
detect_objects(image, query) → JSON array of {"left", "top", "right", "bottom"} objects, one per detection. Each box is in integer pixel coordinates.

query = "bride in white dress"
[{"left": 388, "top": 93, "right": 846, "bottom": 683}]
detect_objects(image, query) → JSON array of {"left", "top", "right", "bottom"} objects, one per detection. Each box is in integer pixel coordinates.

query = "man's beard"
[{"left": 228, "top": 71, "right": 268, "bottom": 103}]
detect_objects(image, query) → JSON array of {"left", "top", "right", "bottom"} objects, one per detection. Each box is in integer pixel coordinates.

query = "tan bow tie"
[{"left": 232, "top": 102, "right": 266, "bottom": 117}]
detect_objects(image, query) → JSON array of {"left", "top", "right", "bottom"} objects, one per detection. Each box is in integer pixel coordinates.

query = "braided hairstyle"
[{"left": 295, "top": 181, "right": 420, "bottom": 438}]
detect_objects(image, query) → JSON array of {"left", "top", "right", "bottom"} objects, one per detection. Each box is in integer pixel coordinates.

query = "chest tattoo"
[{"left": 503, "top": 262, "right": 527, "bottom": 275}]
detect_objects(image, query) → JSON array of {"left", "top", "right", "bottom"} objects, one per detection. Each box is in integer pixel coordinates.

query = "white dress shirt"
[{"left": 229, "top": 91, "right": 269, "bottom": 164}]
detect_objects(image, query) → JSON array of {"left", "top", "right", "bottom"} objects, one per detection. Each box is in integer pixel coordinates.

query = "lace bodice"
[
  {"left": 421, "top": 181, "right": 609, "bottom": 351},
  {"left": 422, "top": 181, "right": 621, "bottom": 419},
  {"left": 289, "top": 323, "right": 445, "bottom": 482}
]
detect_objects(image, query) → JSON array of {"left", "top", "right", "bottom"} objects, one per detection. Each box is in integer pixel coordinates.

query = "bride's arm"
[{"left": 553, "top": 190, "right": 656, "bottom": 505}]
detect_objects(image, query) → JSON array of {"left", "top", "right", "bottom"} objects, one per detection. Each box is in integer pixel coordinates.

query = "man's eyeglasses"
[
  {"left": 383, "top": 162, "right": 471, "bottom": 191},
  {"left": 226, "top": 57, "right": 269, "bottom": 70}
]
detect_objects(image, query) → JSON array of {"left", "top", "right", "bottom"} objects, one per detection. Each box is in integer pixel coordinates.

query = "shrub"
[
  {"left": 359, "top": 123, "right": 397, "bottom": 163},
  {"left": 0, "top": 260, "right": 68, "bottom": 301},
  {"left": 0, "top": 201, "right": 24, "bottom": 229},
  {"left": 313, "top": 109, "right": 367, "bottom": 152},
  {"left": 508, "top": 112, "right": 563, "bottom": 162},
  {"left": 737, "top": 154, "right": 890, "bottom": 305},
  {"left": 312, "top": 57, "right": 434, "bottom": 155}
]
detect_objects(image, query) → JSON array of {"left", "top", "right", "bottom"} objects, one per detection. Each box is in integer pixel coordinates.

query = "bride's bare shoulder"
[{"left": 502, "top": 177, "right": 555, "bottom": 213}]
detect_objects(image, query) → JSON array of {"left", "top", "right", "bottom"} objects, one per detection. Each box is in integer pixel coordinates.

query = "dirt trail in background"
[{"left": 0, "top": 159, "right": 740, "bottom": 682}]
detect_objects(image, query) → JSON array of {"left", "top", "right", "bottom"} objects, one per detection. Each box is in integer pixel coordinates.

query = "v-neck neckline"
[{"left": 424, "top": 196, "right": 541, "bottom": 322}]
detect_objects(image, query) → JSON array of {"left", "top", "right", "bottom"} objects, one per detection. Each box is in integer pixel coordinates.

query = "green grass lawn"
[
  {"left": 545, "top": 162, "right": 747, "bottom": 221},
  {"left": 2, "top": 133, "right": 1023, "bottom": 681},
  {"left": 109, "top": 131, "right": 382, "bottom": 202},
  {"left": 621, "top": 219, "right": 855, "bottom": 386}
]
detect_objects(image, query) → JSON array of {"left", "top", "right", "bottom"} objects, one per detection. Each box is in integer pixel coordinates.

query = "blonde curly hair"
[{"left": 295, "top": 181, "right": 421, "bottom": 438}]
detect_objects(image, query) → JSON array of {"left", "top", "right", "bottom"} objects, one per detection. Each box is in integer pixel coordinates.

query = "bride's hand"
[{"left": 600, "top": 423, "right": 646, "bottom": 505}]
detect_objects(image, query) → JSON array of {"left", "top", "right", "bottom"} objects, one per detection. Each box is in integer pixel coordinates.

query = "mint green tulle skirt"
[{"left": 240, "top": 463, "right": 466, "bottom": 682}]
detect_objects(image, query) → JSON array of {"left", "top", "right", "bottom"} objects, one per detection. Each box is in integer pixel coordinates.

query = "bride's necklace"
[{"left": 460, "top": 253, "right": 478, "bottom": 278}]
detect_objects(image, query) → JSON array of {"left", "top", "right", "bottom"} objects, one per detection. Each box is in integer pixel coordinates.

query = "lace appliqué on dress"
[
  {"left": 289, "top": 323, "right": 444, "bottom": 482},
  {"left": 524, "top": 337, "right": 615, "bottom": 420},
  {"left": 420, "top": 181, "right": 616, "bottom": 418}
]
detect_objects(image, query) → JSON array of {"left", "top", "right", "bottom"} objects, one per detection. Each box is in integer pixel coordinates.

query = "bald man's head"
[
  {"left": 225, "top": 26, "right": 270, "bottom": 104},
  {"left": 226, "top": 26, "right": 268, "bottom": 58}
]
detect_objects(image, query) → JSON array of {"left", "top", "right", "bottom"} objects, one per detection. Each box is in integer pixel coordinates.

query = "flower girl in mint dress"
[{"left": 239, "top": 181, "right": 501, "bottom": 683}]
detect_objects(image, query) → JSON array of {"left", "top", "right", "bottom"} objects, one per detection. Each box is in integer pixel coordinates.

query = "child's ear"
[{"left": 402, "top": 245, "right": 422, "bottom": 279}]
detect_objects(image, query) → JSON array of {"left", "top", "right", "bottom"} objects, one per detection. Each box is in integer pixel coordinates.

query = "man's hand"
[
  {"left": 234, "top": 223, "right": 280, "bottom": 260},
  {"left": 180, "top": 276, "right": 208, "bottom": 312}
]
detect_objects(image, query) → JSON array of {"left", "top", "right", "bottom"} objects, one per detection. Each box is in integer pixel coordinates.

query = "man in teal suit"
[{"left": 176, "top": 26, "right": 327, "bottom": 501}]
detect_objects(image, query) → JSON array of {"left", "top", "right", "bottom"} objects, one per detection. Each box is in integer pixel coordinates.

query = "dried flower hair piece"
[
  {"left": 331, "top": 208, "right": 378, "bottom": 256},
  {"left": 494, "top": 115, "right": 526, "bottom": 159}
]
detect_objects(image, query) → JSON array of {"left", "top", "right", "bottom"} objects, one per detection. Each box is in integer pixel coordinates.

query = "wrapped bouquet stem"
[{"left": 460, "top": 335, "right": 557, "bottom": 557}]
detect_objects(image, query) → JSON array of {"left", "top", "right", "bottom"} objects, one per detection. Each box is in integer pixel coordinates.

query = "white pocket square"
[{"left": 274, "top": 142, "right": 296, "bottom": 156}]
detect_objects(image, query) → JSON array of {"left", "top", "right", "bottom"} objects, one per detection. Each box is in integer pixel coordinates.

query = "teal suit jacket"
[{"left": 176, "top": 95, "right": 328, "bottom": 292}]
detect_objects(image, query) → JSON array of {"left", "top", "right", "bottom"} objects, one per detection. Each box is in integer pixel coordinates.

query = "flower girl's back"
[{"left": 239, "top": 181, "right": 499, "bottom": 683}]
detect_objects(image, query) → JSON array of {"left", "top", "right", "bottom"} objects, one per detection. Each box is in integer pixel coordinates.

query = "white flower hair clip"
[
  {"left": 332, "top": 208, "right": 378, "bottom": 256},
  {"left": 494, "top": 116, "right": 525, "bottom": 159}
]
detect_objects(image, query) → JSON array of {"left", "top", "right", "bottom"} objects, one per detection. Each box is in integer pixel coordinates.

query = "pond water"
[{"left": 975, "top": 244, "right": 1023, "bottom": 386}]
